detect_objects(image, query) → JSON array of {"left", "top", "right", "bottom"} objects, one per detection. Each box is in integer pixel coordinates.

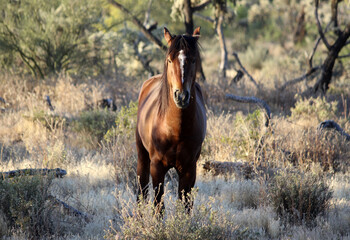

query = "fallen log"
[
  {"left": 318, "top": 120, "right": 350, "bottom": 141},
  {"left": 48, "top": 195, "right": 92, "bottom": 223},
  {"left": 0, "top": 168, "right": 67, "bottom": 180},
  {"left": 202, "top": 160, "right": 281, "bottom": 179}
]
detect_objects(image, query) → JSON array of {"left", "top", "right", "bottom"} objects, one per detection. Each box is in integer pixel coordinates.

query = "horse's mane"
[{"left": 158, "top": 34, "right": 200, "bottom": 116}]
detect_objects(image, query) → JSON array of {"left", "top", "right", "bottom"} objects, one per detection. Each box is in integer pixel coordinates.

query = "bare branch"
[
  {"left": 46, "top": 95, "right": 55, "bottom": 111},
  {"left": 309, "top": 21, "right": 332, "bottom": 68},
  {"left": 313, "top": 23, "right": 350, "bottom": 93},
  {"left": 109, "top": 0, "right": 167, "bottom": 52},
  {"left": 318, "top": 120, "right": 350, "bottom": 141},
  {"left": 315, "top": 0, "right": 331, "bottom": 50},
  {"left": 331, "top": 0, "right": 341, "bottom": 35},
  {"left": 225, "top": 94, "right": 271, "bottom": 127},
  {"left": 338, "top": 53, "right": 350, "bottom": 59},
  {"left": 279, "top": 66, "right": 321, "bottom": 91},
  {"left": 309, "top": 37, "right": 322, "bottom": 68},
  {"left": 193, "top": 12, "right": 214, "bottom": 23},
  {"left": 192, "top": 0, "right": 212, "bottom": 12},
  {"left": 48, "top": 195, "right": 92, "bottom": 222},
  {"left": 232, "top": 52, "right": 259, "bottom": 89},
  {"left": 143, "top": 0, "right": 153, "bottom": 26}
]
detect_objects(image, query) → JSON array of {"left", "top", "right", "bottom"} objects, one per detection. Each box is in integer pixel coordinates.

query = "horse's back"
[
  {"left": 138, "top": 74, "right": 162, "bottom": 106},
  {"left": 136, "top": 74, "right": 162, "bottom": 150}
]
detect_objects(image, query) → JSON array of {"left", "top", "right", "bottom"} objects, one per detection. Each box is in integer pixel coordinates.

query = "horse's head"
[{"left": 164, "top": 27, "right": 200, "bottom": 109}]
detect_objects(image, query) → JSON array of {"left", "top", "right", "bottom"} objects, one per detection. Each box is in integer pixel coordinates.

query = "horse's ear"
[
  {"left": 193, "top": 27, "right": 201, "bottom": 38},
  {"left": 164, "top": 27, "right": 173, "bottom": 46}
]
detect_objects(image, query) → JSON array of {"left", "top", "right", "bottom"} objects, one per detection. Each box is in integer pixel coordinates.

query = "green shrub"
[
  {"left": 72, "top": 109, "right": 117, "bottom": 143},
  {"left": 0, "top": 176, "right": 53, "bottom": 239},
  {"left": 25, "top": 109, "right": 67, "bottom": 131},
  {"left": 107, "top": 196, "right": 241, "bottom": 240},
  {"left": 104, "top": 101, "right": 138, "bottom": 143},
  {"left": 0, "top": 0, "right": 105, "bottom": 77},
  {"left": 269, "top": 171, "right": 332, "bottom": 226},
  {"left": 234, "top": 109, "right": 266, "bottom": 160}
]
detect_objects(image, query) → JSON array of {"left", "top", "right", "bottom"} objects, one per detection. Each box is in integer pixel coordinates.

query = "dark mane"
[{"left": 158, "top": 34, "right": 200, "bottom": 116}]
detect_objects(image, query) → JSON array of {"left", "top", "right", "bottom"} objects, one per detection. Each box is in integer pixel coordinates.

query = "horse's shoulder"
[
  {"left": 194, "top": 82, "right": 205, "bottom": 103},
  {"left": 138, "top": 74, "right": 162, "bottom": 103}
]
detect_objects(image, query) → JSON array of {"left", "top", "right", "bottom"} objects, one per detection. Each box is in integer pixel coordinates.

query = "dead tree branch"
[
  {"left": 318, "top": 120, "right": 350, "bottom": 141},
  {"left": 279, "top": 66, "right": 321, "bottom": 91},
  {"left": 309, "top": 37, "right": 322, "bottom": 68},
  {"left": 48, "top": 195, "right": 92, "bottom": 222},
  {"left": 143, "top": 0, "right": 153, "bottom": 26},
  {"left": 109, "top": 0, "right": 167, "bottom": 52},
  {"left": 225, "top": 94, "right": 271, "bottom": 127},
  {"left": 279, "top": 21, "right": 334, "bottom": 92},
  {"left": 313, "top": 23, "right": 350, "bottom": 93},
  {"left": 0, "top": 168, "right": 67, "bottom": 180},
  {"left": 315, "top": 0, "right": 331, "bottom": 50},
  {"left": 331, "top": 0, "right": 341, "bottom": 35},
  {"left": 232, "top": 52, "right": 259, "bottom": 89},
  {"left": 193, "top": 12, "right": 214, "bottom": 23},
  {"left": 338, "top": 53, "right": 350, "bottom": 59},
  {"left": 192, "top": 0, "right": 212, "bottom": 12},
  {"left": 309, "top": 0, "right": 350, "bottom": 94}
]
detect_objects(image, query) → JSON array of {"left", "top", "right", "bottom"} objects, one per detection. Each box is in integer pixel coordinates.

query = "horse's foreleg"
[
  {"left": 136, "top": 132, "right": 150, "bottom": 203},
  {"left": 150, "top": 161, "right": 166, "bottom": 214},
  {"left": 178, "top": 164, "right": 196, "bottom": 213}
]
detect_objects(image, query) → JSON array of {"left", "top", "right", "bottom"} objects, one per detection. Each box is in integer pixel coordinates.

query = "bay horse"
[{"left": 136, "top": 27, "right": 206, "bottom": 212}]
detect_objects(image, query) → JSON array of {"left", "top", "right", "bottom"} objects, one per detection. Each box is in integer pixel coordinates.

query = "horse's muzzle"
[{"left": 174, "top": 89, "right": 190, "bottom": 108}]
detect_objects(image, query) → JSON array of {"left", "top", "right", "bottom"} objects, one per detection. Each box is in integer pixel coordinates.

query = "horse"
[{"left": 135, "top": 27, "right": 207, "bottom": 212}]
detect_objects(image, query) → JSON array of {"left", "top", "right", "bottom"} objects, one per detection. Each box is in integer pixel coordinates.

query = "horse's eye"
[{"left": 168, "top": 59, "right": 172, "bottom": 63}]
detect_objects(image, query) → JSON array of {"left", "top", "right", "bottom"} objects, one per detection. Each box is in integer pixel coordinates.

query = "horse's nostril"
[{"left": 174, "top": 90, "right": 179, "bottom": 99}]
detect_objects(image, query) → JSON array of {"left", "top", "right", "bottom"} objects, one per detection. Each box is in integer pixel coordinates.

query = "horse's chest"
[{"left": 151, "top": 131, "right": 200, "bottom": 167}]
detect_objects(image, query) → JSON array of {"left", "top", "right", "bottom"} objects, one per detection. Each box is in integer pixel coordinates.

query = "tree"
[
  {"left": 312, "top": 0, "right": 350, "bottom": 93},
  {"left": 0, "top": 0, "right": 104, "bottom": 77}
]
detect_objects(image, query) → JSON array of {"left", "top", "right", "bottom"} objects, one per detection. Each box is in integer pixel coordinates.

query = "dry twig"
[{"left": 232, "top": 52, "right": 259, "bottom": 89}]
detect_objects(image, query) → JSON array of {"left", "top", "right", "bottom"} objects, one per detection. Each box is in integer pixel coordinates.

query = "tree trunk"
[
  {"left": 216, "top": 13, "right": 227, "bottom": 78},
  {"left": 183, "top": 0, "right": 194, "bottom": 34},
  {"left": 313, "top": 23, "right": 350, "bottom": 93}
]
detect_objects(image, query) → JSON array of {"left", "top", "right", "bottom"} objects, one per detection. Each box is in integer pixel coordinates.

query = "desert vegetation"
[{"left": 1, "top": 0, "right": 350, "bottom": 239}]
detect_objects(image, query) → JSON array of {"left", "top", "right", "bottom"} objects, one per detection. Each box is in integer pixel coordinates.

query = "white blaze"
[{"left": 178, "top": 50, "right": 186, "bottom": 84}]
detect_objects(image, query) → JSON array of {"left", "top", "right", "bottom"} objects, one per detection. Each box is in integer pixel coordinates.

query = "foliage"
[
  {"left": 269, "top": 171, "right": 333, "bottom": 226},
  {"left": 104, "top": 101, "right": 138, "bottom": 143},
  {"left": 234, "top": 109, "right": 266, "bottom": 160},
  {"left": 0, "top": 0, "right": 105, "bottom": 77},
  {"left": 242, "top": 46, "right": 269, "bottom": 70},
  {"left": 107, "top": 196, "right": 242, "bottom": 239},
  {"left": 290, "top": 97, "right": 338, "bottom": 122},
  {"left": 0, "top": 176, "right": 53, "bottom": 239},
  {"left": 72, "top": 109, "right": 117, "bottom": 143},
  {"left": 25, "top": 109, "right": 67, "bottom": 131}
]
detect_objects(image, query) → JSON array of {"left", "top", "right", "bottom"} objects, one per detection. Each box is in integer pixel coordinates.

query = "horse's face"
[{"left": 164, "top": 27, "right": 200, "bottom": 109}]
